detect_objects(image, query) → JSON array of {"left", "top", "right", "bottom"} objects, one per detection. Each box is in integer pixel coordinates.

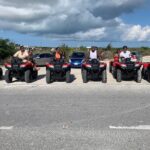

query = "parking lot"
[{"left": 0, "top": 61, "right": 150, "bottom": 150}]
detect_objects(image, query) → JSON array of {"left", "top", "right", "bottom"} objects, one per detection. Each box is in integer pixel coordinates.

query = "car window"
[
  {"left": 39, "top": 54, "right": 46, "bottom": 58},
  {"left": 44, "top": 53, "right": 52, "bottom": 58},
  {"left": 72, "top": 52, "right": 85, "bottom": 58},
  {"left": 39, "top": 53, "right": 52, "bottom": 58}
]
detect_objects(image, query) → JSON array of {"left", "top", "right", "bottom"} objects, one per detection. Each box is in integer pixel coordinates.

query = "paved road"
[{"left": 0, "top": 68, "right": 150, "bottom": 150}]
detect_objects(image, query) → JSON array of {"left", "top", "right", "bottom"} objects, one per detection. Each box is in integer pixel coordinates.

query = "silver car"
[{"left": 33, "top": 53, "right": 53, "bottom": 66}]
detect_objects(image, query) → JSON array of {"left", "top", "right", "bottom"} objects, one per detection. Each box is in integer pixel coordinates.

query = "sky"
[{"left": 0, "top": 0, "right": 150, "bottom": 47}]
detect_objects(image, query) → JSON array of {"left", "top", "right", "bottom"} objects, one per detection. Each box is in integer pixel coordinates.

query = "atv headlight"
[
  {"left": 20, "top": 64, "right": 26, "bottom": 68},
  {"left": 135, "top": 64, "right": 140, "bottom": 67},
  {"left": 121, "top": 64, "right": 127, "bottom": 68}
]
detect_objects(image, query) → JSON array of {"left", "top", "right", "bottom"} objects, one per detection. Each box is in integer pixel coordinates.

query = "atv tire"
[
  {"left": 112, "top": 67, "right": 116, "bottom": 78},
  {"left": 116, "top": 69, "right": 122, "bottom": 82},
  {"left": 102, "top": 69, "right": 107, "bottom": 83},
  {"left": 82, "top": 69, "right": 88, "bottom": 83},
  {"left": 33, "top": 70, "right": 38, "bottom": 80},
  {"left": 46, "top": 70, "right": 52, "bottom": 84},
  {"left": 109, "top": 64, "right": 112, "bottom": 73},
  {"left": 0, "top": 68, "right": 3, "bottom": 80},
  {"left": 66, "top": 71, "right": 71, "bottom": 83},
  {"left": 147, "top": 70, "right": 150, "bottom": 83},
  {"left": 136, "top": 69, "right": 142, "bottom": 83},
  {"left": 25, "top": 70, "right": 32, "bottom": 83},
  {"left": 5, "top": 70, "right": 12, "bottom": 83}
]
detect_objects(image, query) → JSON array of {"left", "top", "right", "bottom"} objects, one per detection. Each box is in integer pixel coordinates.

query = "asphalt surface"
[{"left": 0, "top": 67, "right": 150, "bottom": 150}]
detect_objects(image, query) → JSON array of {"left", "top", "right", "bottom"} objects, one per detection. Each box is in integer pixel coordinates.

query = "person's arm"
[{"left": 13, "top": 51, "right": 19, "bottom": 57}]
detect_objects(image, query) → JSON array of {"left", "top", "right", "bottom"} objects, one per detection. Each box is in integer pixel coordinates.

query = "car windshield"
[
  {"left": 71, "top": 52, "right": 85, "bottom": 58},
  {"left": 39, "top": 53, "right": 52, "bottom": 58}
]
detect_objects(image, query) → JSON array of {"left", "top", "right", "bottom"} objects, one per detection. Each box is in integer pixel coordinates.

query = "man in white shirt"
[
  {"left": 119, "top": 46, "right": 131, "bottom": 59},
  {"left": 14, "top": 46, "right": 29, "bottom": 62},
  {"left": 90, "top": 47, "right": 97, "bottom": 59}
]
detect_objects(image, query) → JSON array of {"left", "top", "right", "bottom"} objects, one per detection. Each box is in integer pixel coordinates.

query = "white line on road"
[
  {"left": 109, "top": 125, "right": 150, "bottom": 130},
  {"left": 0, "top": 126, "right": 13, "bottom": 130}
]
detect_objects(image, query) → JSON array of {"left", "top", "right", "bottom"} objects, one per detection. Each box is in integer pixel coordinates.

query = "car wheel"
[
  {"left": 102, "top": 69, "right": 107, "bottom": 83},
  {"left": 5, "top": 70, "right": 12, "bottom": 83},
  {"left": 25, "top": 70, "right": 31, "bottom": 83},
  {"left": 82, "top": 69, "right": 88, "bottom": 83},
  {"left": 116, "top": 69, "right": 122, "bottom": 82},
  {"left": 46, "top": 70, "right": 52, "bottom": 84},
  {"left": 66, "top": 71, "right": 71, "bottom": 83}
]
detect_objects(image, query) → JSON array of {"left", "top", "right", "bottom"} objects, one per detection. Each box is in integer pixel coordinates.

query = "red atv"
[
  {"left": 110, "top": 57, "right": 142, "bottom": 83},
  {"left": 142, "top": 62, "right": 150, "bottom": 82},
  {"left": 0, "top": 67, "right": 3, "bottom": 80},
  {"left": 81, "top": 59, "right": 107, "bottom": 83},
  {"left": 46, "top": 59, "right": 71, "bottom": 84},
  {"left": 4, "top": 57, "right": 38, "bottom": 83}
]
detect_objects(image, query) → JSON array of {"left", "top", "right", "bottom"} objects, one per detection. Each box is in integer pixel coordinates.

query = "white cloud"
[
  {"left": 121, "top": 25, "right": 150, "bottom": 41},
  {"left": 0, "top": 0, "right": 149, "bottom": 41}
]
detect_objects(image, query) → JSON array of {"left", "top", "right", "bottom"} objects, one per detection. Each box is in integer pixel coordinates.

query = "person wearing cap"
[
  {"left": 119, "top": 46, "right": 131, "bottom": 59},
  {"left": 85, "top": 46, "right": 101, "bottom": 61},
  {"left": 13, "top": 46, "right": 29, "bottom": 62}
]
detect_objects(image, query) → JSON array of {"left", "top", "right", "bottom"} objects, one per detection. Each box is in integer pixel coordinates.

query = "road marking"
[
  {"left": 109, "top": 125, "right": 150, "bottom": 130},
  {"left": 0, "top": 126, "right": 13, "bottom": 130}
]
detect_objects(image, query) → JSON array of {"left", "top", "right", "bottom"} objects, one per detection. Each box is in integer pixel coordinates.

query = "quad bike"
[
  {"left": 45, "top": 59, "right": 71, "bottom": 84},
  {"left": 110, "top": 57, "right": 142, "bottom": 83},
  {"left": 142, "top": 62, "right": 150, "bottom": 82},
  {"left": 81, "top": 59, "right": 107, "bottom": 83},
  {"left": 0, "top": 67, "right": 3, "bottom": 80},
  {"left": 4, "top": 57, "right": 38, "bottom": 83}
]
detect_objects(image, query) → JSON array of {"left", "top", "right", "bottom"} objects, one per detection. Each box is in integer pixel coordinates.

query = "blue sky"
[{"left": 0, "top": 0, "right": 150, "bottom": 47}]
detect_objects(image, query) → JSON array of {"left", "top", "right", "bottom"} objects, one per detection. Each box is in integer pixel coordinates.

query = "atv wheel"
[
  {"left": 82, "top": 69, "right": 88, "bottom": 83},
  {"left": 46, "top": 70, "right": 52, "bottom": 84},
  {"left": 136, "top": 69, "right": 142, "bottom": 83},
  {"left": 25, "top": 70, "right": 32, "bottom": 83},
  {"left": 112, "top": 67, "right": 116, "bottom": 78},
  {"left": 66, "top": 71, "right": 71, "bottom": 83},
  {"left": 109, "top": 64, "right": 112, "bottom": 73},
  {"left": 0, "top": 68, "right": 3, "bottom": 80},
  {"left": 33, "top": 71, "right": 38, "bottom": 80},
  {"left": 147, "top": 70, "right": 150, "bottom": 82},
  {"left": 116, "top": 69, "right": 122, "bottom": 82},
  {"left": 5, "top": 70, "right": 12, "bottom": 83},
  {"left": 102, "top": 69, "right": 107, "bottom": 83}
]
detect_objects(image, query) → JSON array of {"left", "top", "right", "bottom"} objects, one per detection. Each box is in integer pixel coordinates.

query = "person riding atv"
[
  {"left": 46, "top": 47, "right": 71, "bottom": 83},
  {"left": 4, "top": 46, "right": 38, "bottom": 83},
  {"left": 13, "top": 46, "right": 29, "bottom": 62},
  {"left": 82, "top": 46, "right": 107, "bottom": 83},
  {"left": 85, "top": 46, "right": 101, "bottom": 61},
  {"left": 110, "top": 46, "right": 142, "bottom": 82},
  {"left": 119, "top": 46, "right": 131, "bottom": 59}
]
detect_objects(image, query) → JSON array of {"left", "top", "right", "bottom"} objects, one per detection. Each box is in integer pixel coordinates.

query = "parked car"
[
  {"left": 69, "top": 52, "right": 85, "bottom": 68},
  {"left": 33, "top": 53, "right": 53, "bottom": 66}
]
